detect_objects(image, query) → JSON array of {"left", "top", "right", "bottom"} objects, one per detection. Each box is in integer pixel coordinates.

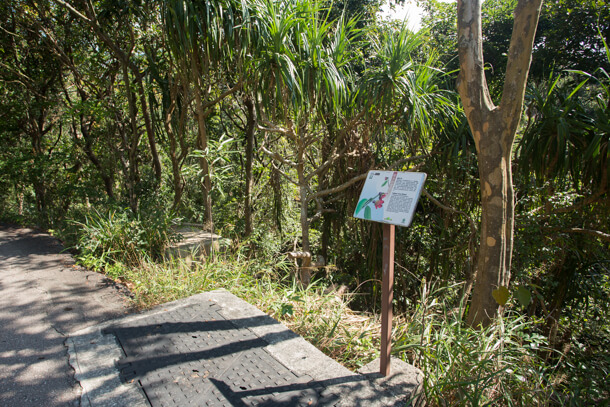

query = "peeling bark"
[{"left": 457, "top": 0, "right": 543, "bottom": 326}]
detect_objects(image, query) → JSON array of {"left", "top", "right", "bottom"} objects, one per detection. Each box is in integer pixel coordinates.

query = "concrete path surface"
[
  {"left": 0, "top": 226, "right": 132, "bottom": 406},
  {"left": 1, "top": 226, "right": 422, "bottom": 406}
]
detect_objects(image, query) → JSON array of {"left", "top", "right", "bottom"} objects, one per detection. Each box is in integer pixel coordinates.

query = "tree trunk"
[
  {"left": 457, "top": 0, "right": 543, "bottom": 327},
  {"left": 296, "top": 139, "right": 312, "bottom": 285},
  {"left": 29, "top": 107, "right": 49, "bottom": 222},
  {"left": 165, "top": 74, "right": 189, "bottom": 210},
  {"left": 166, "top": 106, "right": 183, "bottom": 210},
  {"left": 244, "top": 96, "right": 256, "bottom": 237},
  {"left": 191, "top": 49, "right": 213, "bottom": 227},
  {"left": 545, "top": 254, "right": 573, "bottom": 348},
  {"left": 467, "top": 113, "right": 516, "bottom": 326},
  {"left": 299, "top": 189, "right": 312, "bottom": 285},
  {"left": 122, "top": 65, "right": 140, "bottom": 213},
  {"left": 135, "top": 76, "right": 162, "bottom": 186},
  {"left": 194, "top": 88, "right": 213, "bottom": 227},
  {"left": 79, "top": 117, "right": 115, "bottom": 200}
]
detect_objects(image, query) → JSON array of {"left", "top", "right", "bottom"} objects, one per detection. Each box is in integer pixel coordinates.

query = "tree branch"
[
  {"left": 500, "top": 0, "right": 544, "bottom": 122},
  {"left": 54, "top": 0, "right": 91, "bottom": 22},
  {"left": 259, "top": 145, "right": 297, "bottom": 167},
  {"left": 257, "top": 120, "right": 296, "bottom": 139},
  {"left": 423, "top": 189, "right": 477, "bottom": 238},
  {"left": 270, "top": 162, "right": 299, "bottom": 186},
  {"left": 308, "top": 154, "right": 429, "bottom": 201},
  {"left": 305, "top": 146, "right": 348, "bottom": 183},
  {"left": 309, "top": 172, "right": 369, "bottom": 201},
  {"left": 201, "top": 79, "right": 244, "bottom": 114},
  {"left": 543, "top": 227, "right": 610, "bottom": 243},
  {"left": 457, "top": 0, "right": 495, "bottom": 123}
]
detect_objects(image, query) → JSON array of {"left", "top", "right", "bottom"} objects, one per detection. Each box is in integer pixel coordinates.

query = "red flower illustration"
[{"left": 374, "top": 193, "right": 386, "bottom": 209}]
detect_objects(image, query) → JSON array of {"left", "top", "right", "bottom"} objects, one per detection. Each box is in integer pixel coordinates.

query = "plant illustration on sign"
[
  {"left": 356, "top": 191, "right": 387, "bottom": 219},
  {"left": 354, "top": 171, "right": 426, "bottom": 225},
  {"left": 355, "top": 176, "right": 391, "bottom": 220}
]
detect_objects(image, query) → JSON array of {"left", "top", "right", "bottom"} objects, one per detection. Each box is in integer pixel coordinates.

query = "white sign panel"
[{"left": 353, "top": 171, "right": 426, "bottom": 227}]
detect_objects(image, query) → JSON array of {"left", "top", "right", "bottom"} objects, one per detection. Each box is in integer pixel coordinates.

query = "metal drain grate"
[{"left": 104, "top": 301, "right": 324, "bottom": 406}]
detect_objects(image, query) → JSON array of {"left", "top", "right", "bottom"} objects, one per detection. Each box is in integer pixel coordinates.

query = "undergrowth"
[{"left": 59, "top": 210, "right": 607, "bottom": 406}]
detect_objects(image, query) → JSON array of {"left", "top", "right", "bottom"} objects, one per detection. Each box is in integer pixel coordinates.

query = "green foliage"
[
  {"left": 1, "top": 1, "right": 609, "bottom": 404},
  {"left": 421, "top": 0, "right": 610, "bottom": 95},
  {"left": 395, "top": 282, "right": 556, "bottom": 406},
  {"left": 71, "top": 207, "right": 180, "bottom": 271},
  {"left": 519, "top": 71, "right": 609, "bottom": 192},
  {"left": 534, "top": 0, "right": 610, "bottom": 79}
]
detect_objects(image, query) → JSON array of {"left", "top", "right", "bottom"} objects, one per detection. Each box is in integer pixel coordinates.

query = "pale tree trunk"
[
  {"left": 193, "top": 85, "right": 213, "bottom": 227},
  {"left": 190, "top": 47, "right": 213, "bottom": 227},
  {"left": 457, "top": 0, "right": 543, "bottom": 326},
  {"left": 296, "top": 137, "right": 312, "bottom": 285},
  {"left": 194, "top": 95, "right": 213, "bottom": 227},
  {"left": 166, "top": 76, "right": 187, "bottom": 210},
  {"left": 135, "top": 76, "right": 162, "bottom": 186}
]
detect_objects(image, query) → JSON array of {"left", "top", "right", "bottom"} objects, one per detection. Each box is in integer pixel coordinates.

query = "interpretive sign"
[
  {"left": 353, "top": 170, "right": 427, "bottom": 377},
  {"left": 353, "top": 171, "right": 427, "bottom": 227}
]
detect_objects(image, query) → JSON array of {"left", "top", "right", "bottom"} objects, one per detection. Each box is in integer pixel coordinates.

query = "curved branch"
[
  {"left": 543, "top": 227, "right": 610, "bottom": 243},
  {"left": 259, "top": 145, "right": 297, "bottom": 168},
  {"left": 309, "top": 172, "right": 369, "bottom": 201},
  {"left": 423, "top": 188, "right": 478, "bottom": 297},
  {"left": 423, "top": 189, "right": 477, "bottom": 238}
]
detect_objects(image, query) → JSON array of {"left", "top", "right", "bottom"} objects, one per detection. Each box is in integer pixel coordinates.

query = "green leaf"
[
  {"left": 492, "top": 286, "right": 510, "bottom": 306},
  {"left": 515, "top": 286, "right": 532, "bottom": 307},
  {"left": 355, "top": 198, "right": 368, "bottom": 215},
  {"left": 280, "top": 303, "right": 294, "bottom": 316},
  {"left": 364, "top": 206, "right": 372, "bottom": 220}
]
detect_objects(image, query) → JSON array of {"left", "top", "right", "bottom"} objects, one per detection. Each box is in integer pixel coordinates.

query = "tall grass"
[
  {"left": 63, "top": 212, "right": 595, "bottom": 405},
  {"left": 394, "top": 281, "right": 557, "bottom": 406},
  {"left": 69, "top": 207, "right": 179, "bottom": 278}
]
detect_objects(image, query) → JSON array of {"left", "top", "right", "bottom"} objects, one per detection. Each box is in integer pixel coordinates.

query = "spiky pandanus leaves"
[
  {"left": 518, "top": 66, "right": 609, "bottom": 194},
  {"left": 249, "top": 0, "right": 360, "bottom": 124},
  {"left": 163, "top": 0, "right": 241, "bottom": 65},
  {"left": 162, "top": 0, "right": 247, "bottom": 225},
  {"left": 360, "top": 25, "right": 458, "bottom": 156}
]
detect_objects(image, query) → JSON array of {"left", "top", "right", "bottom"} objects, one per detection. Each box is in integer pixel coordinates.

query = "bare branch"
[
  {"left": 201, "top": 80, "right": 244, "bottom": 114},
  {"left": 259, "top": 145, "right": 297, "bottom": 168},
  {"left": 0, "top": 23, "right": 20, "bottom": 38},
  {"left": 310, "top": 172, "right": 369, "bottom": 200},
  {"left": 389, "top": 154, "right": 432, "bottom": 170},
  {"left": 54, "top": 0, "right": 91, "bottom": 22},
  {"left": 0, "top": 62, "right": 36, "bottom": 92},
  {"left": 271, "top": 163, "right": 299, "bottom": 186},
  {"left": 257, "top": 120, "right": 295, "bottom": 138},
  {"left": 423, "top": 189, "right": 478, "bottom": 238},
  {"left": 543, "top": 227, "right": 610, "bottom": 243},
  {"left": 308, "top": 209, "right": 336, "bottom": 224},
  {"left": 305, "top": 146, "right": 348, "bottom": 183},
  {"left": 308, "top": 154, "right": 429, "bottom": 201}
]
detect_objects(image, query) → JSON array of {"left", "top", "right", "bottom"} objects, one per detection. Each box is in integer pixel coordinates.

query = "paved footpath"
[
  {"left": 0, "top": 226, "right": 132, "bottom": 406},
  {"left": 1, "top": 226, "right": 422, "bottom": 406}
]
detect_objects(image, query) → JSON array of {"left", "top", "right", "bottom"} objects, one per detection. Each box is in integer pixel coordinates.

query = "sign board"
[
  {"left": 353, "top": 170, "right": 427, "bottom": 376},
  {"left": 353, "top": 171, "right": 427, "bottom": 227}
]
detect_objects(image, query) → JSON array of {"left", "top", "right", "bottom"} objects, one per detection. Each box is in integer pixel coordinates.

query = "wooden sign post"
[
  {"left": 381, "top": 223, "right": 395, "bottom": 376},
  {"left": 354, "top": 171, "right": 426, "bottom": 376}
]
